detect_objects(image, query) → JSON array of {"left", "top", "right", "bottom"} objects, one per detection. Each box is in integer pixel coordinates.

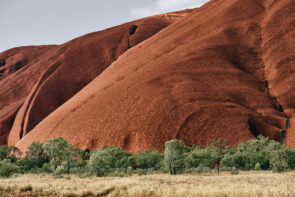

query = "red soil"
[{"left": 2, "top": 0, "right": 295, "bottom": 153}]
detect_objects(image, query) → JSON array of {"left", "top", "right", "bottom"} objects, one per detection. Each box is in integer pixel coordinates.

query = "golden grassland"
[{"left": 0, "top": 171, "right": 295, "bottom": 197}]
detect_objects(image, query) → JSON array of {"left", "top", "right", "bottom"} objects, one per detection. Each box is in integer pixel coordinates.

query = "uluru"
[{"left": 1, "top": 0, "right": 295, "bottom": 154}]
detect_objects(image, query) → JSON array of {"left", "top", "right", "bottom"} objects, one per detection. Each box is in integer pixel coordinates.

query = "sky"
[{"left": 0, "top": 0, "right": 209, "bottom": 53}]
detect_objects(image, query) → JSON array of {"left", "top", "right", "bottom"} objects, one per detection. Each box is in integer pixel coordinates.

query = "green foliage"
[
  {"left": 88, "top": 146, "right": 132, "bottom": 176},
  {"left": 220, "top": 135, "right": 284, "bottom": 170},
  {"left": 164, "top": 139, "right": 186, "bottom": 175},
  {"left": 284, "top": 148, "right": 295, "bottom": 170},
  {"left": 43, "top": 137, "right": 78, "bottom": 173},
  {"left": 0, "top": 160, "right": 19, "bottom": 177},
  {"left": 135, "top": 150, "right": 163, "bottom": 170},
  {"left": 254, "top": 162, "right": 261, "bottom": 171},
  {"left": 76, "top": 149, "right": 90, "bottom": 161},
  {"left": 127, "top": 166, "right": 133, "bottom": 176},
  {"left": 27, "top": 142, "right": 49, "bottom": 168},
  {"left": 231, "top": 167, "right": 239, "bottom": 175},
  {"left": 16, "top": 156, "right": 38, "bottom": 173},
  {"left": 42, "top": 163, "right": 52, "bottom": 173},
  {"left": 1, "top": 135, "right": 295, "bottom": 177},
  {"left": 88, "top": 150, "right": 111, "bottom": 176},
  {"left": 0, "top": 145, "right": 11, "bottom": 161},
  {"left": 101, "top": 146, "right": 133, "bottom": 169},
  {"left": 184, "top": 147, "right": 213, "bottom": 168},
  {"left": 270, "top": 150, "right": 288, "bottom": 172},
  {"left": 0, "top": 145, "right": 22, "bottom": 163}
]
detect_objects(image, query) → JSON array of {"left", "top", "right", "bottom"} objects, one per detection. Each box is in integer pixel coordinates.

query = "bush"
[
  {"left": 0, "top": 146, "right": 11, "bottom": 161},
  {"left": 135, "top": 150, "right": 163, "bottom": 170},
  {"left": 0, "top": 161, "right": 19, "bottom": 177},
  {"left": 55, "top": 163, "right": 67, "bottom": 175},
  {"left": 42, "top": 163, "right": 52, "bottom": 173},
  {"left": 185, "top": 147, "right": 213, "bottom": 168},
  {"left": 284, "top": 148, "right": 295, "bottom": 170},
  {"left": 135, "top": 169, "right": 147, "bottom": 176},
  {"left": 88, "top": 150, "right": 111, "bottom": 176},
  {"left": 102, "top": 146, "right": 133, "bottom": 169},
  {"left": 127, "top": 166, "right": 133, "bottom": 176},
  {"left": 196, "top": 166, "right": 211, "bottom": 174},
  {"left": 16, "top": 156, "right": 38, "bottom": 173},
  {"left": 254, "top": 162, "right": 261, "bottom": 171},
  {"left": 220, "top": 155, "right": 235, "bottom": 168},
  {"left": 27, "top": 142, "right": 49, "bottom": 168},
  {"left": 270, "top": 150, "right": 288, "bottom": 172}
]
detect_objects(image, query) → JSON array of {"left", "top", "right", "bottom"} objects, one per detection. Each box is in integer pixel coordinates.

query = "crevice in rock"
[
  {"left": 0, "top": 59, "right": 5, "bottom": 67},
  {"left": 18, "top": 61, "right": 61, "bottom": 140},
  {"left": 129, "top": 25, "right": 138, "bottom": 35},
  {"left": 127, "top": 25, "right": 138, "bottom": 49},
  {"left": 15, "top": 59, "right": 28, "bottom": 71},
  {"left": 248, "top": 119, "right": 259, "bottom": 138},
  {"left": 259, "top": 4, "right": 291, "bottom": 143},
  {"left": 280, "top": 130, "right": 286, "bottom": 144}
]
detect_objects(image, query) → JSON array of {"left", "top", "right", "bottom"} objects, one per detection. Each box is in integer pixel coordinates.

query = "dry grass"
[{"left": 0, "top": 171, "right": 295, "bottom": 197}]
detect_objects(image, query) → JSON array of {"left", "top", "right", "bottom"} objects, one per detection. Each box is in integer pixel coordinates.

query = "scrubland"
[{"left": 1, "top": 171, "right": 295, "bottom": 197}]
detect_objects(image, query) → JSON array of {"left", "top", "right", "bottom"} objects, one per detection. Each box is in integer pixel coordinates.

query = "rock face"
[
  {"left": 0, "top": 46, "right": 56, "bottom": 144},
  {"left": 2, "top": 0, "right": 295, "bottom": 153},
  {"left": 0, "top": 10, "right": 192, "bottom": 147}
]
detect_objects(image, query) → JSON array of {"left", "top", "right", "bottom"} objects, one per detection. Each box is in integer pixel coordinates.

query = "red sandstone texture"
[
  {"left": 2, "top": 0, "right": 295, "bottom": 153},
  {"left": 0, "top": 10, "right": 191, "bottom": 148},
  {"left": 0, "top": 46, "right": 56, "bottom": 144}
]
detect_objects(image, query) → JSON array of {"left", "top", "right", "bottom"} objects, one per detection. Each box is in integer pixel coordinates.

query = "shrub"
[
  {"left": 55, "top": 163, "right": 67, "bottom": 175},
  {"left": 136, "top": 169, "right": 147, "bottom": 176},
  {"left": 0, "top": 161, "right": 19, "bottom": 177},
  {"left": 126, "top": 166, "right": 132, "bottom": 176},
  {"left": 270, "top": 150, "right": 288, "bottom": 172},
  {"left": 27, "top": 142, "right": 49, "bottom": 168},
  {"left": 0, "top": 146, "right": 11, "bottom": 161},
  {"left": 135, "top": 150, "right": 163, "bottom": 170},
  {"left": 42, "top": 163, "right": 52, "bottom": 173},
  {"left": 184, "top": 147, "right": 213, "bottom": 169},
  {"left": 284, "top": 148, "right": 295, "bottom": 170},
  {"left": 16, "top": 156, "right": 38, "bottom": 173},
  {"left": 88, "top": 150, "right": 111, "bottom": 176},
  {"left": 231, "top": 167, "right": 239, "bottom": 175},
  {"left": 220, "top": 155, "right": 235, "bottom": 168},
  {"left": 254, "top": 162, "right": 261, "bottom": 171},
  {"left": 102, "top": 146, "right": 133, "bottom": 169}
]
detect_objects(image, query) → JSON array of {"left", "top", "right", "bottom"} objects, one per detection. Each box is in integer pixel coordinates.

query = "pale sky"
[{"left": 0, "top": 0, "right": 209, "bottom": 53}]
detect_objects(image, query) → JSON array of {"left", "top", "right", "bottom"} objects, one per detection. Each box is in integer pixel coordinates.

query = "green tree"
[
  {"left": 88, "top": 150, "right": 111, "bottom": 176},
  {"left": 27, "top": 142, "right": 49, "bottom": 168},
  {"left": 0, "top": 145, "right": 11, "bottom": 161},
  {"left": 102, "top": 146, "right": 132, "bottom": 169},
  {"left": 164, "top": 140, "right": 186, "bottom": 175},
  {"left": 210, "top": 139, "right": 228, "bottom": 173},
  {"left": 16, "top": 156, "right": 37, "bottom": 172},
  {"left": 184, "top": 147, "right": 213, "bottom": 169},
  {"left": 43, "top": 137, "right": 77, "bottom": 173},
  {"left": 135, "top": 149, "right": 163, "bottom": 170},
  {"left": 270, "top": 150, "right": 288, "bottom": 172},
  {"left": 0, "top": 145, "right": 22, "bottom": 162},
  {"left": 284, "top": 148, "right": 295, "bottom": 170}
]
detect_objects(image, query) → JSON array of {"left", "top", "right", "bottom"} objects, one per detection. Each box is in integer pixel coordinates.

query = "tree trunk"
[{"left": 67, "top": 160, "right": 70, "bottom": 174}]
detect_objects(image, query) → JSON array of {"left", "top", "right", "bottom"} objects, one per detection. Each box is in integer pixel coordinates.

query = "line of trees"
[{"left": 1, "top": 135, "right": 295, "bottom": 177}]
